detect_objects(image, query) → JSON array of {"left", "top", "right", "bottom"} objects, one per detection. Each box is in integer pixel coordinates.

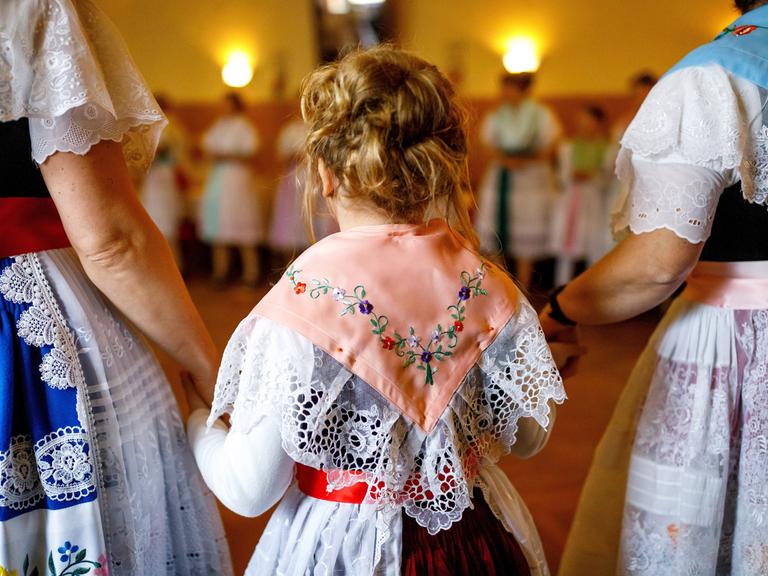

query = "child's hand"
[
  {"left": 181, "top": 371, "right": 211, "bottom": 414},
  {"left": 548, "top": 341, "right": 584, "bottom": 378}
]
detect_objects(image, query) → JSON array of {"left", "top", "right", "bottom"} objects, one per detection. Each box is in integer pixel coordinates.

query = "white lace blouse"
[
  {"left": 613, "top": 64, "right": 767, "bottom": 244},
  {"left": 188, "top": 300, "right": 565, "bottom": 576},
  {"left": 0, "top": 0, "right": 165, "bottom": 171}
]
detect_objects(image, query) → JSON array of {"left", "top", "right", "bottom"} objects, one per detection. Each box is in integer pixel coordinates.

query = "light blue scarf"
[{"left": 667, "top": 5, "right": 768, "bottom": 87}]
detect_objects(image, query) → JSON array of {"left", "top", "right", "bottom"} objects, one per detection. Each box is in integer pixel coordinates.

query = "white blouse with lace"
[
  {"left": 188, "top": 299, "right": 565, "bottom": 576},
  {"left": 0, "top": 0, "right": 165, "bottom": 172},
  {"left": 613, "top": 64, "right": 767, "bottom": 244}
]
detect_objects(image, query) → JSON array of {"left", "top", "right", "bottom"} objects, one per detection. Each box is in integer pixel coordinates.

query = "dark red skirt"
[{"left": 401, "top": 489, "right": 532, "bottom": 576}]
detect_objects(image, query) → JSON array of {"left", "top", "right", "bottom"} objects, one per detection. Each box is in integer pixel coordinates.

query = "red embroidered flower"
[
  {"left": 453, "top": 320, "right": 464, "bottom": 332},
  {"left": 294, "top": 282, "right": 307, "bottom": 295},
  {"left": 382, "top": 336, "right": 395, "bottom": 350},
  {"left": 734, "top": 25, "right": 758, "bottom": 36}
]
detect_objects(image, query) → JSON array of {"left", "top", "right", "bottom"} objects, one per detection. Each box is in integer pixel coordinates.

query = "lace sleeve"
[
  {"left": 612, "top": 155, "right": 729, "bottom": 243},
  {"left": 1, "top": 0, "right": 165, "bottom": 172}
]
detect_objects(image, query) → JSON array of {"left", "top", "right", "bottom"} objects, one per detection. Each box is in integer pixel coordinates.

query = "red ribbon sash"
[
  {"left": 0, "top": 198, "right": 70, "bottom": 258},
  {"left": 295, "top": 463, "right": 370, "bottom": 504}
]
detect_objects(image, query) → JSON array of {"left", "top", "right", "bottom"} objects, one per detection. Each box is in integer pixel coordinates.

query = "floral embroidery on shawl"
[{"left": 286, "top": 264, "right": 488, "bottom": 385}]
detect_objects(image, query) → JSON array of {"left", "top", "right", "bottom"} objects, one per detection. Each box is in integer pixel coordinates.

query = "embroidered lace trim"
[
  {"left": 210, "top": 299, "right": 565, "bottom": 536},
  {"left": 0, "top": 427, "right": 97, "bottom": 511},
  {"left": 0, "top": 254, "right": 89, "bottom": 427}
]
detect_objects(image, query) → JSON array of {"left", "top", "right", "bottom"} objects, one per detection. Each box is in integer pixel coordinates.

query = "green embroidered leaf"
[
  {"left": 71, "top": 568, "right": 90, "bottom": 576},
  {"left": 48, "top": 552, "right": 56, "bottom": 576},
  {"left": 404, "top": 355, "right": 416, "bottom": 367},
  {"left": 450, "top": 314, "right": 458, "bottom": 320},
  {"left": 75, "top": 549, "right": 86, "bottom": 564}
]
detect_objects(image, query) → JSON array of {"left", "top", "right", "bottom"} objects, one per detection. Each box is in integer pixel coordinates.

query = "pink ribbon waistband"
[{"left": 682, "top": 262, "right": 768, "bottom": 309}]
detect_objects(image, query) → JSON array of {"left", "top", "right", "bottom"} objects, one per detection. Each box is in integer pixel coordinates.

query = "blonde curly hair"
[{"left": 300, "top": 45, "right": 476, "bottom": 244}]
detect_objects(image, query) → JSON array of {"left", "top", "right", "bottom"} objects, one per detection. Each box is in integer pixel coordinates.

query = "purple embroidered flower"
[
  {"left": 458, "top": 286, "right": 471, "bottom": 301},
  {"left": 420, "top": 351, "right": 433, "bottom": 363},
  {"left": 333, "top": 287, "right": 347, "bottom": 301},
  {"left": 476, "top": 266, "right": 486, "bottom": 279},
  {"left": 358, "top": 300, "right": 374, "bottom": 314},
  {"left": 406, "top": 334, "right": 421, "bottom": 348},
  {"left": 431, "top": 329, "right": 443, "bottom": 343}
]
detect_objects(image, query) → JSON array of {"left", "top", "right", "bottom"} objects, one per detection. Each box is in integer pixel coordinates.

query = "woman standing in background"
[
  {"left": 200, "top": 92, "right": 264, "bottom": 287},
  {"left": 476, "top": 73, "right": 561, "bottom": 287}
]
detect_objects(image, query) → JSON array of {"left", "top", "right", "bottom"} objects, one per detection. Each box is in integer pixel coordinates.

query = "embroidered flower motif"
[
  {"left": 284, "top": 263, "right": 489, "bottom": 385},
  {"left": 734, "top": 24, "right": 758, "bottom": 36},
  {"left": 93, "top": 555, "right": 110, "bottom": 576},
  {"left": 58, "top": 541, "right": 79, "bottom": 563},
  {"left": 358, "top": 300, "right": 374, "bottom": 314},
  {"left": 333, "top": 287, "right": 346, "bottom": 301},
  {"left": 47, "top": 443, "right": 91, "bottom": 485}
]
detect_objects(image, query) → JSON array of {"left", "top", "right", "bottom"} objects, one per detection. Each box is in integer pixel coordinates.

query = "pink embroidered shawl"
[{"left": 255, "top": 219, "right": 520, "bottom": 432}]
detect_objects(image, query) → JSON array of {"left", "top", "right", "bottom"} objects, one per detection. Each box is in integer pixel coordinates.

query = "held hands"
[
  {"left": 181, "top": 370, "right": 211, "bottom": 414},
  {"left": 539, "top": 304, "right": 584, "bottom": 377}
]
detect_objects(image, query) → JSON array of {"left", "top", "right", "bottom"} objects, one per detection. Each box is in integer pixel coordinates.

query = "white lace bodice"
[
  {"left": 0, "top": 0, "right": 165, "bottom": 172},
  {"left": 209, "top": 299, "right": 565, "bottom": 536},
  {"left": 614, "top": 64, "right": 768, "bottom": 243}
]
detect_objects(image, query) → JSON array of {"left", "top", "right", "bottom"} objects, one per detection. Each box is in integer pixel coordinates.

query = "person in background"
[
  {"left": 200, "top": 92, "right": 264, "bottom": 287},
  {"left": 549, "top": 1, "right": 768, "bottom": 573},
  {"left": 550, "top": 105, "right": 610, "bottom": 284},
  {"left": 599, "top": 71, "right": 658, "bottom": 258},
  {"left": 267, "top": 116, "right": 338, "bottom": 266},
  {"left": 140, "top": 94, "right": 189, "bottom": 268},
  {"left": 0, "top": 0, "right": 232, "bottom": 573},
  {"left": 476, "top": 72, "right": 562, "bottom": 288},
  {"left": 184, "top": 46, "right": 571, "bottom": 576}
]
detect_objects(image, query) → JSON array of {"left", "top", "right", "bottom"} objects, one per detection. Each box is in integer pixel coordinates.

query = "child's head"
[
  {"left": 300, "top": 45, "right": 475, "bottom": 242},
  {"left": 575, "top": 105, "right": 606, "bottom": 138}
]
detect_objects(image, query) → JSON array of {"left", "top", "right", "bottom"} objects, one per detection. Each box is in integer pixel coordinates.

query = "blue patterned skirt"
[{"left": 0, "top": 250, "right": 232, "bottom": 575}]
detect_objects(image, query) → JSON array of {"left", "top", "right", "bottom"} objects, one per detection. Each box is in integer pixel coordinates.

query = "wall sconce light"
[
  {"left": 502, "top": 37, "right": 540, "bottom": 74},
  {"left": 222, "top": 51, "right": 254, "bottom": 88}
]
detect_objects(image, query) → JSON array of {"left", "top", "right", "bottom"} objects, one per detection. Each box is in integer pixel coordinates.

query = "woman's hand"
[{"left": 182, "top": 371, "right": 210, "bottom": 414}]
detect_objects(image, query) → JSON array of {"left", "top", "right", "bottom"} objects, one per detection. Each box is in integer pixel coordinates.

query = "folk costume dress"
[
  {"left": 0, "top": 1, "right": 232, "bottom": 574},
  {"left": 140, "top": 114, "right": 188, "bottom": 241},
  {"left": 560, "top": 7, "right": 768, "bottom": 576},
  {"left": 188, "top": 219, "right": 566, "bottom": 575},
  {"left": 200, "top": 114, "right": 264, "bottom": 246},
  {"left": 550, "top": 137, "right": 610, "bottom": 284},
  {"left": 476, "top": 100, "right": 561, "bottom": 260}
]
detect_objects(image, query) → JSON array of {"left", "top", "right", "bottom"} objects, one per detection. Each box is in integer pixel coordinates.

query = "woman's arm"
[
  {"left": 42, "top": 140, "right": 219, "bottom": 402},
  {"left": 542, "top": 228, "right": 704, "bottom": 330}
]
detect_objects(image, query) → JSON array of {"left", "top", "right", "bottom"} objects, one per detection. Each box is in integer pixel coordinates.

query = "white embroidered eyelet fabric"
[
  {"left": 210, "top": 298, "right": 565, "bottom": 541},
  {"left": 0, "top": 0, "right": 165, "bottom": 171},
  {"left": 613, "top": 65, "right": 768, "bottom": 243}
]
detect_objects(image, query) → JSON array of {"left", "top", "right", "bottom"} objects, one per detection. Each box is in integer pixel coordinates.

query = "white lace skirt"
[
  {"left": 40, "top": 249, "right": 232, "bottom": 575},
  {"left": 560, "top": 295, "right": 768, "bottom": 576}
]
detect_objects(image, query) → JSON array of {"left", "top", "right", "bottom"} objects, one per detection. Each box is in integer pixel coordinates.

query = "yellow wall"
[{"left": 100, "top": 0, "right": 738, "bottom": 101}]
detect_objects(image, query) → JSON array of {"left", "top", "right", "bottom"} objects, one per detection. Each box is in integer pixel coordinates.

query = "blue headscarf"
[{"left": 667, "top": 4, "right": 768, "bottom": 88}]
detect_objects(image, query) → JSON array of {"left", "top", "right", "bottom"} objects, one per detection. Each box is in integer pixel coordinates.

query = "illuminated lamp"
[
  {"left": 348, "top": 0, "right": 386, "bottom": 5},
  {"left": 222, "top": 51, "right": 254, "bottom": 88},
  {"left": 502, "top": 37, "right": 540, "bottom": 74}
]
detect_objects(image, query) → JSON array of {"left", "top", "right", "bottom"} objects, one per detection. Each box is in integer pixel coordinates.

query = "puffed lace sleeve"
[
  {"left": 0, "top": 0, "right": 165, "bottom": 172},
  {"left": 613, "top": 65, "right": 764, "bottom": 243}
]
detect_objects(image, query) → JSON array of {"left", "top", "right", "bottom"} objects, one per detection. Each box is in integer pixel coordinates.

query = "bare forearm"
[
  {"left": 77, "top": 219, "right": 217, "bottom": 379},
  {"left": 557, "top": 231, "right": 703, "bottom": 325}
]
